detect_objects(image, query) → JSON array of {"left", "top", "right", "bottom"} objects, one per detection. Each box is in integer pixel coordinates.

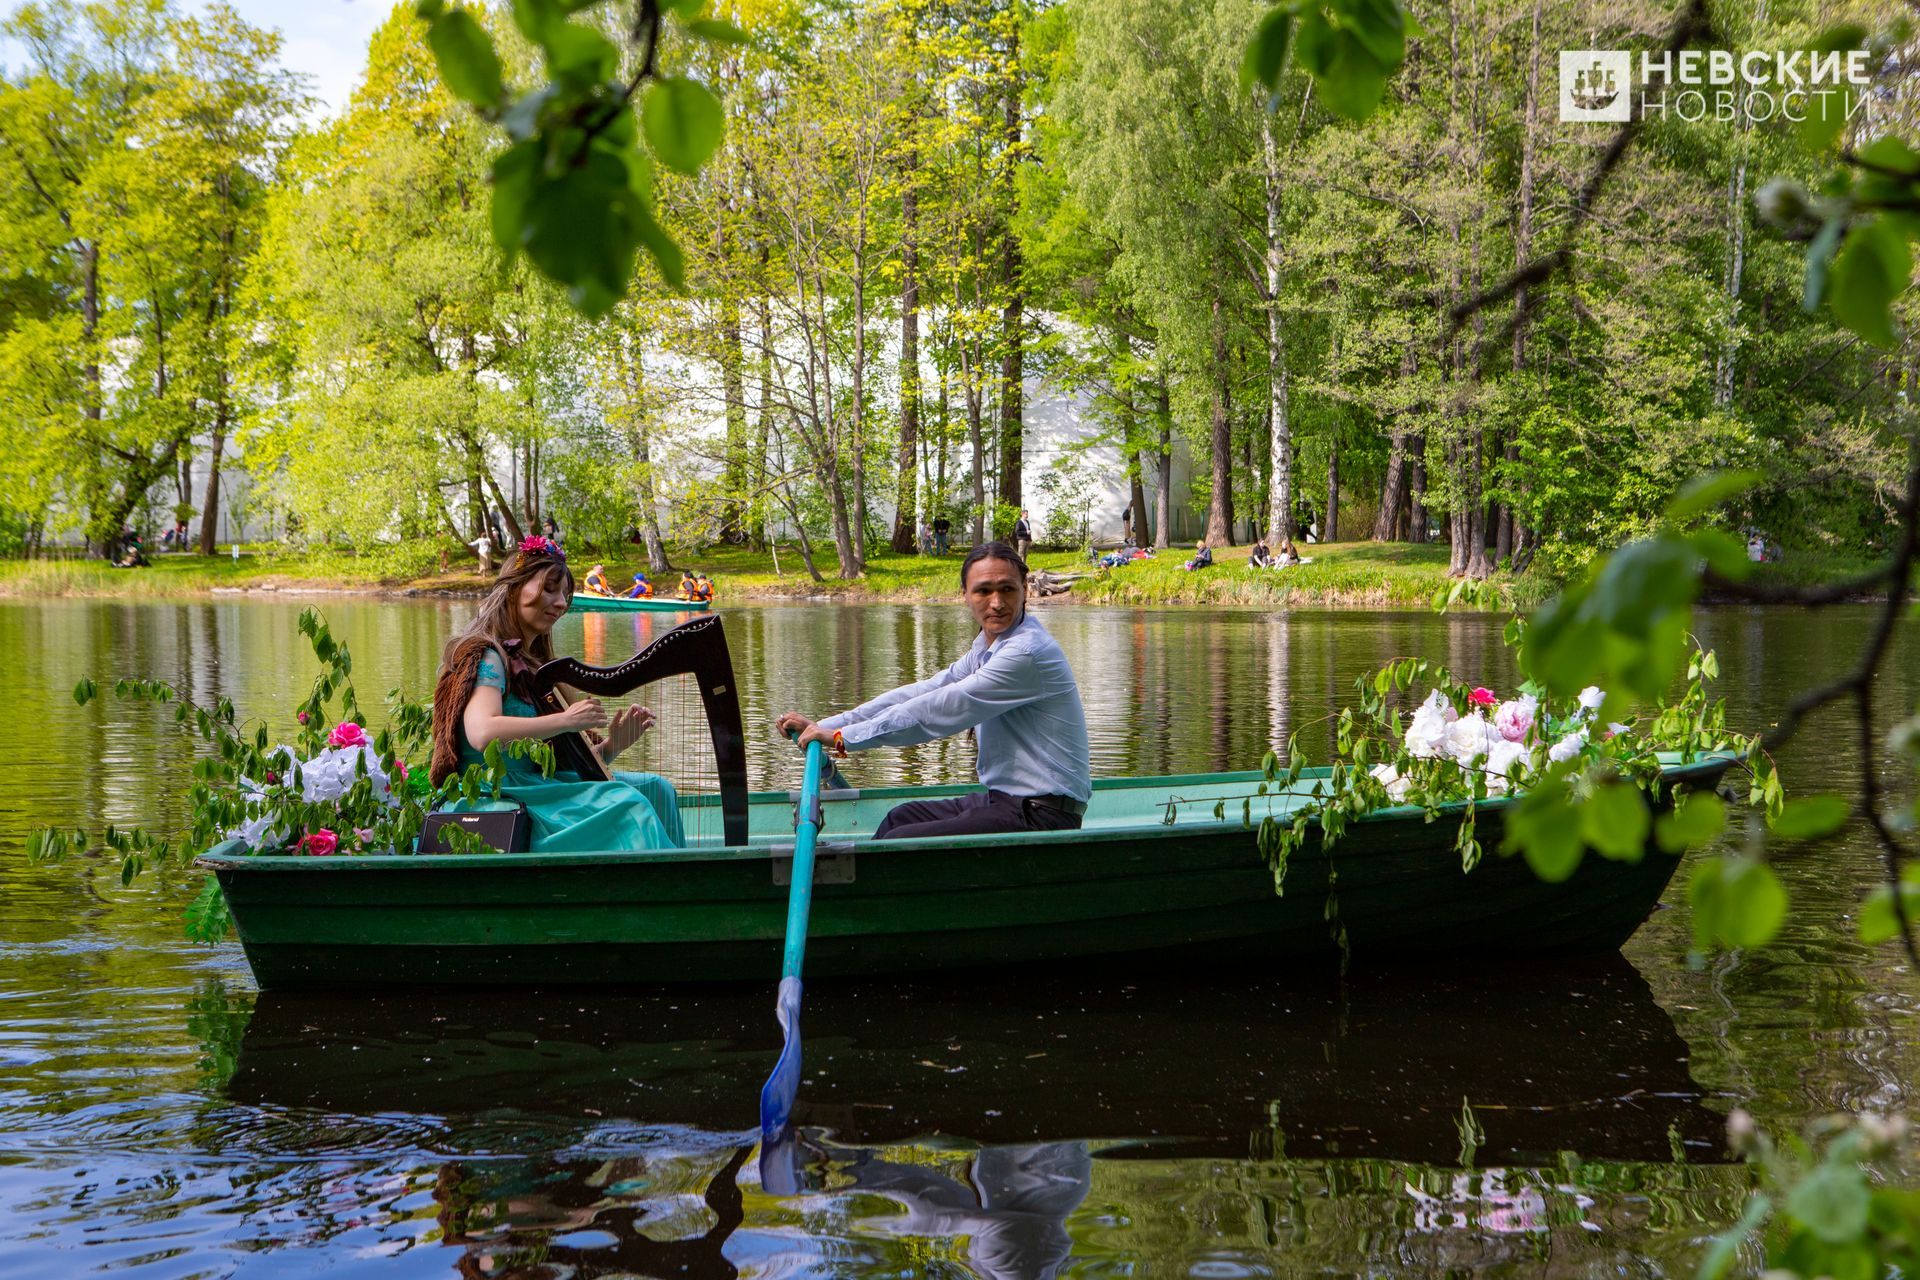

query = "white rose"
[
  {"left": 1547, "top": 730, "right": 1587, "bottom": 764},
  {"left": 1444, "top": 712, "right": 1498, "bottom": 766},
  {"left": 1576, "top": 686, "right": 1606, "bottom": 715},
  {"left": 1405, "top": 690, "right": 1457, "bottom": 759},
  {"left": 1483, "top": 739, "right": 1529, "bottom": 793},
  {"left": 1370, "top": 762, "right": 1411, "bottom": 803}
]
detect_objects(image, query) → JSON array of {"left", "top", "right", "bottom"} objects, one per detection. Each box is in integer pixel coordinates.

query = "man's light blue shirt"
[{"left": 819, "top": 613, "right": 1092, "bottom": 803}]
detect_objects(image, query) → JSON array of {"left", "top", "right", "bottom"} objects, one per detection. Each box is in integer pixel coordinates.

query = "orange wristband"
[{"left": 831, "top": 729, "right": 847, "bottom": 758}]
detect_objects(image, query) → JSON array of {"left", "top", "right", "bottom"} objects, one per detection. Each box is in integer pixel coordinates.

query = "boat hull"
[
  {"left": 570, "top": 595, "right": 708, "bottom": 613},
  {"left": 199, "top": 758, "right": 1734, "bottom": 989}
]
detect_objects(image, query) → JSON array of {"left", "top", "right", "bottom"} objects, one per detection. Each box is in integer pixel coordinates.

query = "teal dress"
[{"left": 452, "top": 652, "right": 685, "bottom": 851}]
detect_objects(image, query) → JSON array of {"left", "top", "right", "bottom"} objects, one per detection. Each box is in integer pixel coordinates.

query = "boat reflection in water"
[{"left": 231, "top": 956, "right": 1734, "bottom": 1278}]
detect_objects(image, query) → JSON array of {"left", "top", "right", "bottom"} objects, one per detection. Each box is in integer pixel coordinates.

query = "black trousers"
[{"left": 872, "top": 790, "right": 1083, "bottom": 841}]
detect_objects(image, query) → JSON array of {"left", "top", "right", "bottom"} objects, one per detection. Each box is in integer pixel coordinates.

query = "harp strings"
[{"left": 598, "top": 672, "right": 722, "bottom": 847}]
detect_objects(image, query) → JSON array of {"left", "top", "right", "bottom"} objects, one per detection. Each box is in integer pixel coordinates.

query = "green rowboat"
[
  {"left": 196, "top": 755, "right": 1733, "bottom": 989},
  {"left": 571, "top": 594, "right": 709, "bottom": 613}
]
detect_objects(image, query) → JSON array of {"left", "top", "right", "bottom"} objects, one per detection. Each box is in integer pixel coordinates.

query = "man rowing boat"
[{"left": 776, "top": 542, "right": 1092, "bottom": 839}]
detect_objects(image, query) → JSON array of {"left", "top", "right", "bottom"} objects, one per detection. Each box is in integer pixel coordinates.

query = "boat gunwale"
[{"left": 193, "top": 754, "right": 1736, "bottom": 874}]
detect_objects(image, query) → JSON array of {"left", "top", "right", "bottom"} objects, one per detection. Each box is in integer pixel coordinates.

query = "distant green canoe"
[
  {"left": 196, "top": 755, "right": 1735, "bottom": 989},
  {"left": 571, "top": 594, "right": 709, "bottom": 613}
]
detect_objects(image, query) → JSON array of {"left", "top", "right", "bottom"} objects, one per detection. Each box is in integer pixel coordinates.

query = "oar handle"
[{"left": 780, "top": 731, "right": 826, "bottom": 981}]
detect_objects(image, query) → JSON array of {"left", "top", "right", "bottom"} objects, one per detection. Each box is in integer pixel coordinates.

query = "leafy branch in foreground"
[
  {"left": 414, "top": 0, "right": 746, "bottom": 315},
  {"left": 30, "top": 608, "right": 554, "bottom": 942}
]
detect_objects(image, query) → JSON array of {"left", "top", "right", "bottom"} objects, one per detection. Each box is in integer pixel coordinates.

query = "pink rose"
[
  {"left": 298, "top": 828, "right": 339, "bottom": 857},
  {"left": 328, "top": 721, "right": 370, "bottom": 749},
  {"left": 1494, "top": 697, "right": 1536, "bottom": 744},
  {"left": 391, "top": 759, "right": 409, "bottom": 781},
  {"left": 1469, "top": 687, "right": 1498, "bottom": 708},
  {"left": 355, "top": 827, "right": 375, "bottom": 846},
  {"left": 297, "top": 711, "right": 310, "bottom": 725},
  {"left": 264, "top": 771, "right": 279, "bottom": 785}
]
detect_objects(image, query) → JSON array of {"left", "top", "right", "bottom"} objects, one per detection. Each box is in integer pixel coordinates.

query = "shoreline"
[{"left": 0, "top": 544, "right": 1886, "bottom": 610}]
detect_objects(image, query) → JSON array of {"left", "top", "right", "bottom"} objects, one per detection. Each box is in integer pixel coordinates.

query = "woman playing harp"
[{"left": 428, "top": 536, "right": 684, "bottom": 850}]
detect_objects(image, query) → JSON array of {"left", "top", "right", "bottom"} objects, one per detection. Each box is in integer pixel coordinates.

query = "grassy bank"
[{"left": 0, "top": 539, "right": 1891, "bottom": 610}]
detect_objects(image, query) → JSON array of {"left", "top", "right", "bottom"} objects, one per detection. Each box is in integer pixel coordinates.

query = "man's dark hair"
[{"left": 960, "top": 540, "right": 1029, "bottom": 588}]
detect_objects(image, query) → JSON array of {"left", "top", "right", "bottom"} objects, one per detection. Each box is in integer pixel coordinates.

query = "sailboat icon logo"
[{"left": 1559, "top": 51, "right": 1632, "bottom": 122}]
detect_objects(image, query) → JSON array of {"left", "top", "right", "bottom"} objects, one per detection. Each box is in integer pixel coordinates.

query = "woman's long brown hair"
[
  {"left": 428, "top": 550, "right": 576, "bottom": 784},
  {"left": 443, "top": 550, "right": 576, "bottom": 675}
]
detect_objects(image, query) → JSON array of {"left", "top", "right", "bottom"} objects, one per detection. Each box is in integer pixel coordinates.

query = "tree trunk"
[
  {"left": 890, "top": 150, "right": 922, "bottom": 554},
  {"left": 1510, "top": 0, "right": 1543, "bottom": 552},
  {"left": 197, "top": 399, "right": 226, "bottom": 555},
  {"left": 1374, "top": 432, "right": 1408, "bottom": 541},
  {"left": 1204, "top": 294, "right": 1234, "bottom": 545},
  {"left": 851, "top": 246, "right": 870, "bottom": 569},
  {"left": 997, "top": 23, "right": 1024, "bottom": 509},
  {"left": 1155, "top": 377, "right": 1173, "bottom": 550},
  {"left": 1259, "top": 113, "right": 1292, "bottom": 548},
  {"left": 1325, "top": 438, "right": 1339, "bottom": 544},
  {"left": 720, "top": 291, "right": 749, "bottom": 540}
]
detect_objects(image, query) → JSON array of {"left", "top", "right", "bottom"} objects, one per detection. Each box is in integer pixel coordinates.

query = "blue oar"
[{"left": 759, "top": 733, "right": 826, "bottom": 1169}]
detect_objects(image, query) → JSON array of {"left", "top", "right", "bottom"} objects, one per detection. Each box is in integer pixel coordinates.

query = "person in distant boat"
[
  {"left": 625, "top": 571, "right": 654, "bottom": 599},
  {"left": 429, "top": 536, "right": 683, "bottom": 851},
  {"left": 690, "top": 572, "right": 715, "bottom": 602},
  {"left": 776, "top": 541, "right": 1092, "bottom": 839},
  {"left": 679, "top": 569, "right": 700, "bottom": 600},
  {"left": 582, "top": 564, "right": 614, "bottom": 596}
]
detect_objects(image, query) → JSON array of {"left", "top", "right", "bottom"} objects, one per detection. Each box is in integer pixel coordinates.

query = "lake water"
[{"left": 1, "top": 598, "right": 1915, "bottom": 1278}]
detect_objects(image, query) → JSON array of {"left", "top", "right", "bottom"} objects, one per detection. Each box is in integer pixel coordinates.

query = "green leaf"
[
  {"left": 519, "top": 143, "right": 647, "bottom": 316},
  {"left": 1829, "top": 217, "right": 1912, "bottom": 349},
  {"left": 1240, "top": 6, "right": 1293, "bottom": 94},
  {"left": 1803, "top": 216, "right": 1845, "bottom": 310},
  {"left": 184, "top": 876, "right": 232, "bottom": 944},
  {"left": 643, "top": 76, "right": 725, "bottom": 176},
  {"left": 1293, "top": 12, "right": 1389, "bottom": 120},
  {"left": 425, "top": 10, "right": 507, "bottom": 109},
  {"left": 1787, "top": 1162, "right": 1872, "bottom": 1245},
  {"left": 73, "top": 678, "right": 96, "bottom": 705},
  {"left": 1582, "top": 783, "right": 1649, "bottom": 861},
  {"left": 1690, "top": 856, "right": 1788, "bottom": 950},
  {"left": 1688, "top": 528, "right": 1753, "bottom": 582},
  {"left": 1501, "top": 776, "right": 1585, "bottom": 882},
  {"left": 1666, "top": 470, "right": 1763, "bottom": 523},
  {"left": 490, "top": 140, "right": 538, "bottom": 255},
  {"left": 1770, "top": 794, "right": 1850, "bottom": 840},
  {"left": 1859, "top": 877, "right": 1920, "bottom": 944},
  {"left": 688, "top": 17, "right": 749, "bottom": 45},
  {"left": 543, "top": 21, "right": 620, "bottom": 86},
  {"left": 509, "top": 0, "right": 560, "bottom": 42},
  {"left": 1656, "top": 791, "right": 1726, "bottom": 853},
  {"left": 1856, "top": 134, "right": 1920, "bottom": 176}
]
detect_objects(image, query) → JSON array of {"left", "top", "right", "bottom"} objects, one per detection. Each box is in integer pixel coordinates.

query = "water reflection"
[
  {"left": 6, "top": 599, "right": 1919, "bottom": 1276},
  {"left": 204, "top": 960, "right": 1736, "bottom": 1276}
]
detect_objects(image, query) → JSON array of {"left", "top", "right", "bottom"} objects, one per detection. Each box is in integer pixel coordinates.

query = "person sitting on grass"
[
  {"left": 1278, "top": 539, "right": 1303, "bottom": 566},
  {"left": 583, "top": 564, "right": 614, "bottom": 596},
  {"left": 1181, "top": 540, "right": 1213, "bottom": 572},
  {"left": 1249, "top": 540, "right": 1273, "bottom": 569},
  {"left": 625, "top": 571, "right": 653, "bottom": 599}
]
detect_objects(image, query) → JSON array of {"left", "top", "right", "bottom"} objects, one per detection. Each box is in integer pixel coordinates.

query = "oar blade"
[{"left": 758, "top": 974, "right": 803, "bottom": 1138}]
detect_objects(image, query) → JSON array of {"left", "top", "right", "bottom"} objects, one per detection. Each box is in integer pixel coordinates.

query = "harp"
[{"left": 527, "top": 613, "right": 749, "bottom": 847}]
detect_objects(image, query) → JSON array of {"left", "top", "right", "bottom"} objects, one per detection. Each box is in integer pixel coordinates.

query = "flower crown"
[{"left": 518, "top": 534, "right": 564, "bottom": 561}]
